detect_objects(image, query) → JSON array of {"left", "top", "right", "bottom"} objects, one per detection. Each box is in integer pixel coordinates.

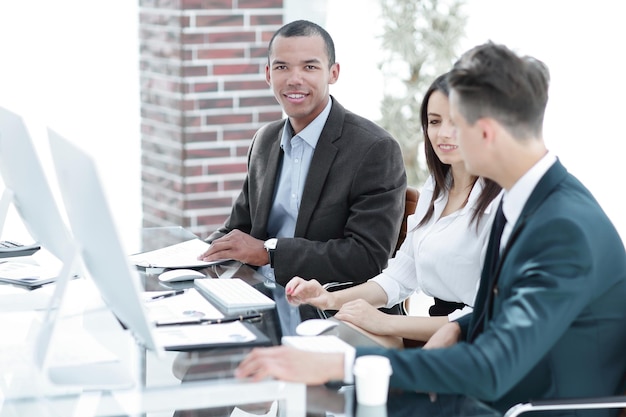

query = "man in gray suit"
[
  {"left": 235, "top": 42, "right": 626, "bottom": 416},
  {"left": 199, "top": 20, "right": 406, "bottom": 288}
]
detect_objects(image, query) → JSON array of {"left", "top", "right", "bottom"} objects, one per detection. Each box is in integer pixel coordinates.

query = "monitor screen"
[
  {"left": 0, "top": 106, "right": 74, "bottom": 263},
  {"left": 48, "top": 128, "right": 163, "bottom": 354}
]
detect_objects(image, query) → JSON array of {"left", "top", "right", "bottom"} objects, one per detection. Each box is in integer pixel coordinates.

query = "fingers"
[
  {"left": 235, "top": 347, "right": 281, "bottom": 381},
  {"left": 285, "top": 276, "right": 305, "bottom": 296}
]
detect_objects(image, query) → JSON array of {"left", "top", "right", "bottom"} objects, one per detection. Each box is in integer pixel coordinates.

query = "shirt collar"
[
  {"left": 502, "top": 151, "right": 557, "bottom": 227},
  {"left": 280, "top": 98, "right": 332, "bottom": 152}
]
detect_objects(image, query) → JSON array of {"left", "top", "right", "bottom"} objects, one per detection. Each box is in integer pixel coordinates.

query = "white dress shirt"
[
  {"left": 500, "top": 151, "right": 557, "bottom": 249},
  {"left": 371, "top": 175, "right": 501, "bottom": 320}
]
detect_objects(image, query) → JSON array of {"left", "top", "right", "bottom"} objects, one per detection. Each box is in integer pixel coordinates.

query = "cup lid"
[{"left": 353, "top": 355, "right": 392, "bottom": 376}]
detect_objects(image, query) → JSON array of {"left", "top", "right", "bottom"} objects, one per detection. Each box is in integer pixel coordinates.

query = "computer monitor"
[
  {"left": 0, "top": 106, "right": 112, "bottom": 386},
  {"left": 0, "top": 106, "right": 75, "bottom": 265},
  {"left": 48, "top": 128, "right": 164, "bottom": 355}
]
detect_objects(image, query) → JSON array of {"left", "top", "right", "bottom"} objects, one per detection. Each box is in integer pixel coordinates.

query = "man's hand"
[
  {"left": 285, "top": 277, "right": 334, "bottom": 310},
  {"left": 198, "top": 230, "right": 268, "bottom": 266},
  {"left": 423, "top": 321, "right": 461, "bottom": 350},
  {"left": 235, "top": 346, "right": 344, "bottom": 384}
]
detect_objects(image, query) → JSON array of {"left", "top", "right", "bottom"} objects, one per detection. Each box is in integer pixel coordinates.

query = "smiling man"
[{"left": 199, "top": 20, "right": 406, "bottom": 290}]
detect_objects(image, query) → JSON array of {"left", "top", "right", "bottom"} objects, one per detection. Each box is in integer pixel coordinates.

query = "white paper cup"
[{"left": 353, "top": 355, "right": 393, "bottom": 406}]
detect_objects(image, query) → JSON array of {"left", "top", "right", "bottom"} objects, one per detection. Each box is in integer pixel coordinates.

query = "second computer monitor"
[{"left": 48, "top": 128, "right": 163, "bottom": 355}]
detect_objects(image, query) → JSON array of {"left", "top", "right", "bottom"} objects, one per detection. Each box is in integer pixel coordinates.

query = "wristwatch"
[{"left": 264, "top": 238, "right": 278, "bottom": 267}]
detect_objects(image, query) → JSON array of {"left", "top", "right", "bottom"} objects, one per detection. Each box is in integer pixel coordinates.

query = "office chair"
[{"left": 316, "top": 186, "right": 420, "bottom": 319}]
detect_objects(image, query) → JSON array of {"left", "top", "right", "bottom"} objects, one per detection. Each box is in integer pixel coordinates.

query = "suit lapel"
[
  {"left": 253, "top": 128, "right": 283, "bottom": 238},
  {"left": 294, "top": 99, "right": 344, "bottom": 237},
  {"left": 468, "top": 159, "right": 569, "bottom": 341}
]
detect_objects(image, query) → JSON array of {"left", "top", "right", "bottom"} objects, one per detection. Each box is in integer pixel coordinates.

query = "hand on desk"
[
  {"left": 334, "top": 299, "right": 389, "bottom": 334},
  {"left": 423, "top": 321, "right": 461, "bottom": 350},
  {"left": 235, "top": 345, "right": 344, "bottom": 385},
  {"left": 285, "top": 277, "right": 334, "bottom": 310},
  {"left": 198, "top": 230, "right": 268, "bottom": 267}
]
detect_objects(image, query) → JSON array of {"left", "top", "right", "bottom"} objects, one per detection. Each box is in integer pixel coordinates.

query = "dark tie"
[
  {"left": 469, "top": 199, "right": 506, "bottom": 342},
  {"left": 488, "top": 200, "right": 507, "bottom": 276}
]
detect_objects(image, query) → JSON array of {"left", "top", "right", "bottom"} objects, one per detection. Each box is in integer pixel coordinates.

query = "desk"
[{"left": 0, "top": 227, "right": 501, "bottom": 417}]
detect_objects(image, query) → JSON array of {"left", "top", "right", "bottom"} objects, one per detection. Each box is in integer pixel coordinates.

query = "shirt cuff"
[{"left": 343, "top": 347, "right": 356, "bottom": 384}]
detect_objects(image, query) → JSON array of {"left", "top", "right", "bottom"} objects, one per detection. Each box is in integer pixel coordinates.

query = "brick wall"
[{"left": 138, "top": 0, "right": 284, "bottom": 240}]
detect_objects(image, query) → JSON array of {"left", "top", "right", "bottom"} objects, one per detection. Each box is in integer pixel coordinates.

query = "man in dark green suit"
[{"left": 235, "top": 42, "right": 626, "bottom": 415}]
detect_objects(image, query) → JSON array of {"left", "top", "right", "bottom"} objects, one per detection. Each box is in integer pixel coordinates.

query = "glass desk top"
[{"left": 0, "top": 227, "right": 502, "bottom": 417}]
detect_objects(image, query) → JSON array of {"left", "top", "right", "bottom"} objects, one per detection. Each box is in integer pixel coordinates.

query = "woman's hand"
[
  {"left": 423, "top": 321, "right": 461, "bottom": 349},
  {"left": 334, "top": 299, "right": 391, "bottom": 335},
  {"left": 285, "top": 277, "right": 334, "bottom": 310}
]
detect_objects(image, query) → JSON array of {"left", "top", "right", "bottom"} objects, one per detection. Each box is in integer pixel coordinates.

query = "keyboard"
[
  {"left": 282, "top": 335, "right": 356, "bottom": 354},
  {"left": 195, "top": 278, "right": 275, "bottom": 314},
  {"left": 0, "top": 240, "right": 41, "bottom": 258}
]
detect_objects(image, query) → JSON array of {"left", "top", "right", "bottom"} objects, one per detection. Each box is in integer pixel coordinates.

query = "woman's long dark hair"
[{"left": 418, "top": 73, "right": 501, "bottom": 228}]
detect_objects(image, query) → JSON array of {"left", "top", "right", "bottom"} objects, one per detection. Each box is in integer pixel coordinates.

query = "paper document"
[
  {"left": 0, "top": 261, "right": 57, "bottom": 287},
  {"left": 129, "top": 239, "right": 232, "bottom": 268},
  {"left": 142, "top": 288, "right": 225, "bottom": 325},
  {"left": 155, "top": 321, "right": 259, "bottom": 350}
]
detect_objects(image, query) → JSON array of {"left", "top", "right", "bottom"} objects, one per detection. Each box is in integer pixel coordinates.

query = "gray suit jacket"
[
  {"left": 357, "top": 160, "right": 626, "bottom": 415},
  {"left": 208, "top": 97, "right": 406, "bottom": 286}
]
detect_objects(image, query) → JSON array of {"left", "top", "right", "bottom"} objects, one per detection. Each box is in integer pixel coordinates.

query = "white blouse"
[{"left": 371, "top": 175, "right": 501, "bottom": 319}]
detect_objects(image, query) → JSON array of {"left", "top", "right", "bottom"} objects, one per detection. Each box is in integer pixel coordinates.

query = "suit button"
[{"left": 493, "top": 286, "right": 499, "bottom": 296}]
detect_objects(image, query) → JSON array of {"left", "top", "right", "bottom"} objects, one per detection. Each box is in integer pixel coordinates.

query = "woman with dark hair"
[{"left": 286, "top": 72, "right": 502, "bottom": 343}]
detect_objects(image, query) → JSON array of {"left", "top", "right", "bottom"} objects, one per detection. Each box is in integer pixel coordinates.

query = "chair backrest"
[{"left": 395, "top": 186, "right": 419, "bottom": 254}]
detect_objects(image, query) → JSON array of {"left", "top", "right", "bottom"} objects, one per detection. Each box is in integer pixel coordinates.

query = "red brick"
[
  {"left": 195, "top": 15, "right": 244, "bottom": 27},
  {"left": 213, "top": 63, "right": 259, "bottom": 75},
  {"left": 197, "top": 97, "right": 234, "bottom": 110},
  {"left": 250, "top": 14, "right": 282, "bottom": 26},
  {"left": 208, "top": 31, "right": 256, "bottom": 44},
  {"left": 181, "top": 0, "right": 232, "bottom": 9},
  {"left": 206, "top": 162, "right": 248, "bottom": 175},
  {"left": 182, "top": 33, "right": 209, "bottom": 45},
  {"left": 185, "top": 147, "right": 232, "bottom": 158},
  {"left": 196, "top": 213, "right": 230, "bottom": 225},
  {"left": 240, "top": 95, "right": 279, "bottom": 107},
  {"left": 223, "top": 128, "right": 258, "bottom": 141},
  {"left": 183, "top": 65, "right": 208, "bottom": 77},
  {"left": 224, "top": 79, "right": 269, "bottom": 91},
  {"left": 185, "top": 131, "right": 219, "bottom": 142},
  {"left": 197, "top": 47, "right": 246, "bottom": 60},
  {"left": 250, "top": 46, "right": 269, "bottom": 58},
  {"left": 189, "top": 82, "right": 219, "bottom": 93},
  {"left": 205, "top": 114, "right": 253, "bottom": 125},
  {"left": 225, "top": 178, "right": 246, "bottom": 190},
  {"left": 239, "top": 0, "right": 282, "bottom": 8},
  {"left": 259, "top": 110, "right": 283, "bottom": 122}
]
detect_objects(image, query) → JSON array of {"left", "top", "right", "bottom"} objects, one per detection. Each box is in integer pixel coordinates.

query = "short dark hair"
[
  {"left": 268, "top": 20, "right": 336, "bottom": 68},
  {"left": 447, "top": 41, "right": 550, "bottom": 139}
]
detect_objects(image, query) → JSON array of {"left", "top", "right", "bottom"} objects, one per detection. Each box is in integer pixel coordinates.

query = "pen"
[
  {"left": 155, "top": 312, "right": 263, "bottom": 327},
  {"left": 149, "top": 289, "right": 185, "bottom": 301}
]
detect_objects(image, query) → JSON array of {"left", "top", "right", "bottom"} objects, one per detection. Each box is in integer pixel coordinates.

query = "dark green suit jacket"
[{"left": 357, "top": 160, "right": 626, "bottom": 415}]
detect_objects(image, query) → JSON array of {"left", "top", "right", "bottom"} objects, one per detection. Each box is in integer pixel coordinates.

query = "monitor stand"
[{"left": 0, "top": 190, "right": 136, "bottom": 394}]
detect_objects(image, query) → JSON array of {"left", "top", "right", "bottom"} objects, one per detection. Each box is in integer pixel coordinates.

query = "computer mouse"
[
  {"left": 158, "top": 269, "right": 205, "bottom": 283},
  {"left": 295, "top": 319, "right": 339, "bottom": 336}
]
